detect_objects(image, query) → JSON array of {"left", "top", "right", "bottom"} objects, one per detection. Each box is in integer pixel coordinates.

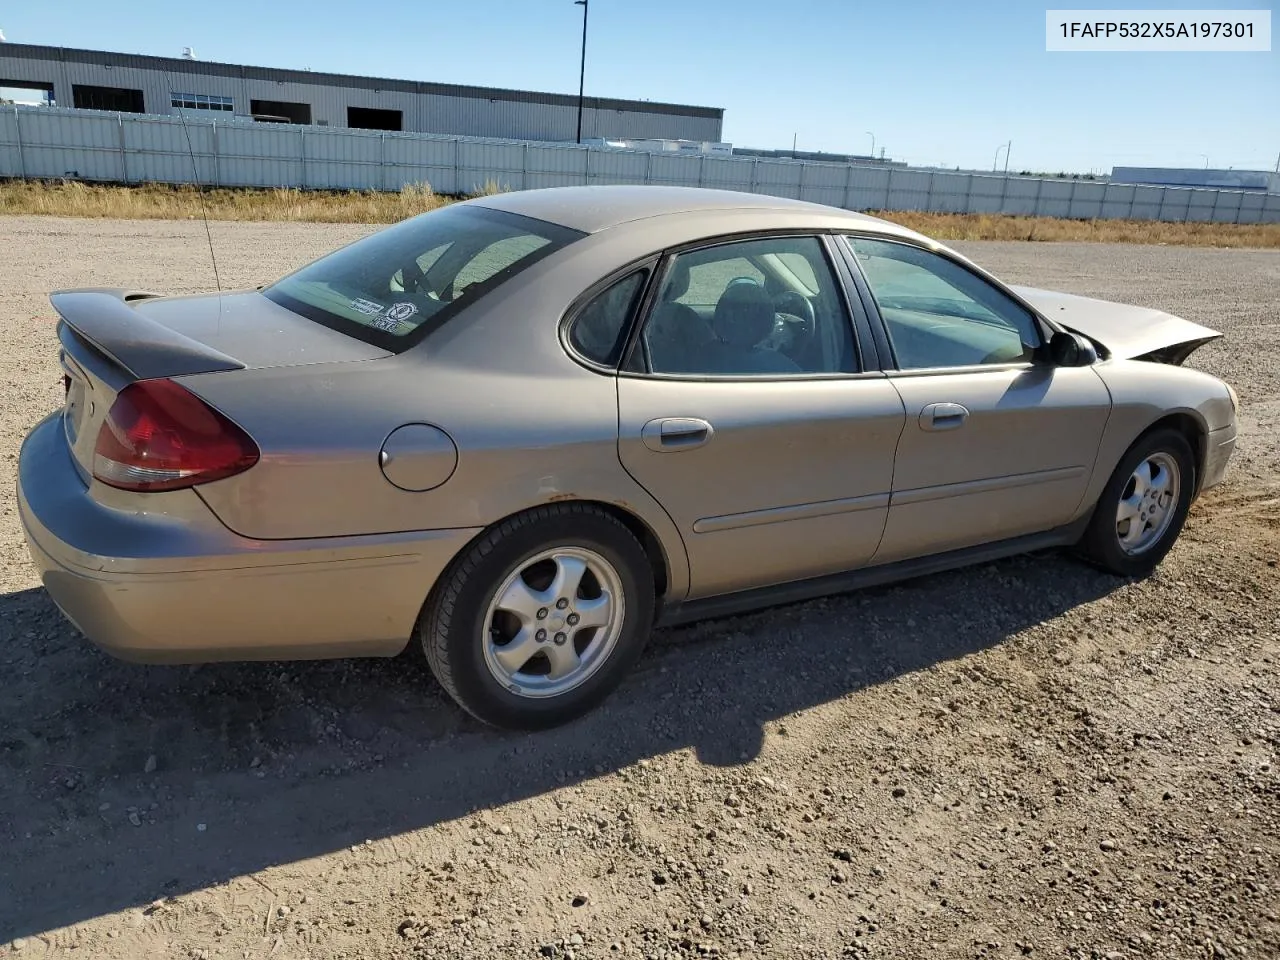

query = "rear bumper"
[
  {"left": 1200, "top": 421, "right": 1236, "bottom": 493},
  {"left": 18, "top": 412, "right": 480, "bottom": 664}
]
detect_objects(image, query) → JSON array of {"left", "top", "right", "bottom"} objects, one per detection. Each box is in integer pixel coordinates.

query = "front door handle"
[
  {"left": 641, "top": 417, "right": 714, "bottom": 452},
  {"left": 919, "top": 402, "right": 969, "bottom": 432}
]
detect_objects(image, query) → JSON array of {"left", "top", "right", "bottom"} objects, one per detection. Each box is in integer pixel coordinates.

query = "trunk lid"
[
  {"left": 1010, "top": 285, "right": 1221, "bottom": 362},
  {"left": 52, "top": 288, "right": 390, "bottom": 480}
]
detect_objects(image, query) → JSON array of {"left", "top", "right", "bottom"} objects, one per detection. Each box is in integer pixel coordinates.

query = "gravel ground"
[{"left": 0, "top": 217, "right": 1276, "bottom": 960}]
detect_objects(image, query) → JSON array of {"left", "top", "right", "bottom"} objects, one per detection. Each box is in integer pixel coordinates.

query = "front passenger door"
[{"left": 841, "top": 236, "right": 1112, "bottom": 564}]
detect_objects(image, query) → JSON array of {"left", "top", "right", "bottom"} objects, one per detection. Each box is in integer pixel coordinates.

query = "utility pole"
[
  {"left": 994, "top": 140, "right": 1011, "bottom": 173},
  {"left": 574, "top": 0, "right": 589, "bottom": 144}
]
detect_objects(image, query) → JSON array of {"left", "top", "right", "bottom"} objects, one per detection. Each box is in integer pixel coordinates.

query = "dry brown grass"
[
  {"left": 870, "top": 210, "right": 1280, "bottom": 249},
  {"left": 0, "top": 180, "right": 451, "bottom": 223},
  {"left": 469, "top": 177, "right": 511, "bottom": 197},
  {"left": 1, "top": 180, "right": 1276, "bottom": 247}
]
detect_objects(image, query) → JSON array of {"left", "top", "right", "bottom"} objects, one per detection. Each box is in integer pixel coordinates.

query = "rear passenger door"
[
  {"left": 837, "top": 235, "right": 1111, "bottom": 564},
  {"left": 614, "top": 234, "right": 906, "bottom": 601}
]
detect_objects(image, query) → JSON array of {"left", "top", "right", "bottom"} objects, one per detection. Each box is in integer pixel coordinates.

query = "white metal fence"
[{"left": 3, "top": 105, "right": 1278, "bottom": 224}]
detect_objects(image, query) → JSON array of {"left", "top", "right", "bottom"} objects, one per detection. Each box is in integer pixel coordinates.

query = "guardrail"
[{"left": 2, "top": 105, "right": 1277, "bottom": 224}]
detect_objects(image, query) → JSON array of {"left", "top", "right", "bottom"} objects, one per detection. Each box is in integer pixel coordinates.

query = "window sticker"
[{"left": 385, "top": 302, "right": 418, "bottom": 323}]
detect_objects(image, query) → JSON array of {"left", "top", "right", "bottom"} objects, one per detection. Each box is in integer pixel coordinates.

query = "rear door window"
[
  {"left": 637, "top": 235, "right": 858, "bottom": 376},
  {"left": 264, "top": 204, "right": 583, "bottom": 351}
]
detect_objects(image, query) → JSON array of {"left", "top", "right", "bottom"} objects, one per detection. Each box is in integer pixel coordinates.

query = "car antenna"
[{"left": 161, "top": 65, "right": 222, "bottom": 295}]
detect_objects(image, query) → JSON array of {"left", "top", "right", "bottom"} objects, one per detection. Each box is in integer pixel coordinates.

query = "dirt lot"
[{"left": 0, "top": 217, "right": 1276, "bottom": 960}]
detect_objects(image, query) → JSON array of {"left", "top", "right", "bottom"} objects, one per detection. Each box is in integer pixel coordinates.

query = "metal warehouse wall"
[
  {"left": 1112, "top": 166, "right": 1280, "bottom": 194},
  {"left": 0, "top": 45, "right": 722, "bottom": 142},
  {"left": 2, "top": 106, "right": 1278, "bottom": 225}
]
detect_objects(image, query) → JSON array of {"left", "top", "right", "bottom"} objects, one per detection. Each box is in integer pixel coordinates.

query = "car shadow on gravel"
[{"left": 0, "top": 547, "right": 1122, "bottom": 940}]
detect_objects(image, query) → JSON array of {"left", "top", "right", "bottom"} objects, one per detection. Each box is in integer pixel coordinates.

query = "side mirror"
[{"left": 1048, "top": 330, "right": 1098, "bottom": 367}]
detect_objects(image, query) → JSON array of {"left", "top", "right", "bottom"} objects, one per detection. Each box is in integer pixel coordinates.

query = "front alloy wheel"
[
  {"left": 1114, "top": 451, "right": 1181, "bottom": 556},
  {"left": 1079, "top": 427, "right": 1195, "bottom": 577}
]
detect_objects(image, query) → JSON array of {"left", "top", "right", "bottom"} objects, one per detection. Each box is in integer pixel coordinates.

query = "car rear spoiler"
[{"left": 50, "top": 289, "right": 244, "bottom": 381}]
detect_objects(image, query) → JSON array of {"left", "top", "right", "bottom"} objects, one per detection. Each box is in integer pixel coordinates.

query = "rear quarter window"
[{"left": 568, "top": 270, "right": 650, "bottom": 368}]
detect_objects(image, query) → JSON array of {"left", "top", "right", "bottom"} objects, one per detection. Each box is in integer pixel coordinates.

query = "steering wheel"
[{"left": 773, "top": 291, "right": 816, "bottom": 338}]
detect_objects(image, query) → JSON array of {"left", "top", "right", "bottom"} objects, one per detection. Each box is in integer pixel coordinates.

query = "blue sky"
[{"left": 2, "top": 0, "right": 1275, "bottom": 173}]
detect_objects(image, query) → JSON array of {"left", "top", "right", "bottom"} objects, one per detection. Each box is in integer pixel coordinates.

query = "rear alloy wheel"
[
  {"left": 482, "top": 545, "right": 626, "bottom": 699},
  {"left": 1079, "top": 428, "right": 1195, "bottom": 577},
  {"left": 419, "top": 505, "right": 654, "bottom": 729}
]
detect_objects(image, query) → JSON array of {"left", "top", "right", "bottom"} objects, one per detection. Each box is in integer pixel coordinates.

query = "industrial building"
[
  {"left": 0, "top": 42, "right": 724, "bottom": 143},
  {"left": 733, "top": 146, "right": 905, "bottom": 167},
  {"left": 581, "top": 136, "right": 733, "bottom": 156},
  {"left": 1111, "top": 166, "right": 1280, "bottom": 194}
]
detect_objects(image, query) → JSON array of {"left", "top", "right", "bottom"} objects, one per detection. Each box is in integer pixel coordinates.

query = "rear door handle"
[
  {"left": 641, "top": 417, "right": 714, "bottom": 452},
  {"left": 919, "top": 402, "right": 969, "bottom": 432}
]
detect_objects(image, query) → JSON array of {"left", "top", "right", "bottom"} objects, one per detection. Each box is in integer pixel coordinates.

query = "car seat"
[
  {"left": 710, "top": 283, "right": 801, "bottom": 375},
  {"left": 645, "top": 260, "right": 718, "bottom": 373}
]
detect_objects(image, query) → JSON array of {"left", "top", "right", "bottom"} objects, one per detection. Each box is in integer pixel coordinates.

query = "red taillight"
[{"left": 93, "top": 379, "right": 259, "bottom": 492}]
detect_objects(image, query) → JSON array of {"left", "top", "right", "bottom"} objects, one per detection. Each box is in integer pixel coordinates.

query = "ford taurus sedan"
[{"left": 18, "top": 186, "right": 1238, "bottom": 729}]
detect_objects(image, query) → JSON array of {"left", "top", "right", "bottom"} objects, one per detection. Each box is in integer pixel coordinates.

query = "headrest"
[{"left": 713, "top": 283, "right": 776, "bottom": 347}]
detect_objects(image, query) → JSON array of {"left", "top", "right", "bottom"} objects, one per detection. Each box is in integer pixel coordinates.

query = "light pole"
[
  {"left": 994, "top": 140, "right": 1011, "bottom": 173},
  {"left": 1199, "top": 153, "right": 1209, "bottom": 169},
  {"left": 574, "top": 0, "right": 589, "bottom": 144},
  {"left": 865, "top": 131, "right": 875, "bottom": 158}
]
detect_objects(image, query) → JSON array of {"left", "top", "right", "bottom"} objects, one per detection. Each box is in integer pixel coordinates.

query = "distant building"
[
  {"left": 1111, "top": 166, "right": 1279, "bottom": 194},
  {"left": 733, "top": 146, "right": 906, "bottom": 167},
  {"left": 581, "top": 137, "right": 733, "bottom": 156},
  {"left": 0, "top": 42, "right": 724, "bottom": 143}
]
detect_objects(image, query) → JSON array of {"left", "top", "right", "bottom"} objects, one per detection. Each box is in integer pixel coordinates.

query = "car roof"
[{"left": 468, "top": 184, "right": 919, "bottom": 238}]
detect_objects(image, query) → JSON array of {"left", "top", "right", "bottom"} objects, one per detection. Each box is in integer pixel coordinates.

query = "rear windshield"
[{"left": 263, "top": 204, "right": 583, "bottom": 351}]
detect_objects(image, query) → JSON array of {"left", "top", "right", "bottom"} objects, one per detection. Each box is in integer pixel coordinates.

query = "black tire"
[
  {"left": 1078, "top": 427, "right": 1196, "bottom": 577},
  {"left": 417, "top": 504, "right": 655, "bottom": 730}
]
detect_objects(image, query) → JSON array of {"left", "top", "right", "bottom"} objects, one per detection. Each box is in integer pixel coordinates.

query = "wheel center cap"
[{"left": 549, "top": 612, "right": 567, "bottom": 630}]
